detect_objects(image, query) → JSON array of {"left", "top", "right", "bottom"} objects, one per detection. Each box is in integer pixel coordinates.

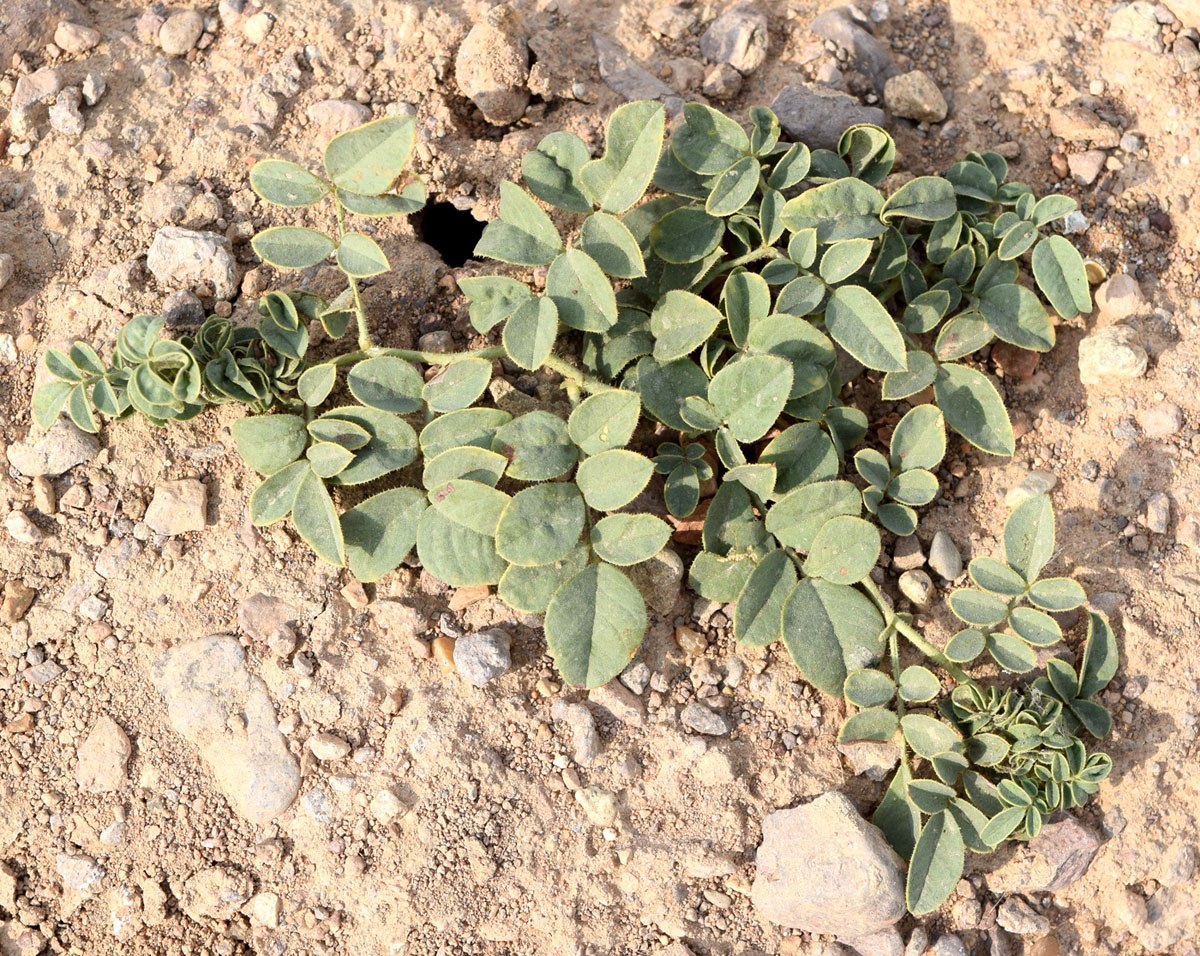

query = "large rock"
[
  {"left": 145, "top": 478, "right": 207, "bottom": 536},
  {"left": 884, "top": 69, "right": 947, "bottom": 122},
  {"left": 146, "top": 227, "right": 237, "bottom": 300},
  {"left": 454, "top": 4, "right": 530, "bottom": 125},
  {"left": 593, "top": 34, "right": 674, "bottom": 101},
  {"left": 10, "top": 68, "right": 63, "bottom": 138},
  {"left": 1077, "top": 324, "right": 1149, "bottom": 385},
  {"left": 752, "top": 792, "right": 905, "bottom": 938},
  {"left": 700, "top": 4, "right": 769, "bottom": 76},
  {"left": 1166, "top": 0, "right": 1200, "bottom": 28},
  {"left": 75, "top": 715, "right": 132, "bottom": 793},
  {"left": 150, "top": 635, "right": 301, "bottom": 824},
  {"left": 0, "top": 0, "right": 86, "bottom": 74},
  {"left": 5, "top": 418, "right": 99, "bottom": 477},
  {"left": 772, "top": 83, "right": 886, "bottom": 149},
  {"left": 809, "top": 6, "right": 898, "bottom": 93}
]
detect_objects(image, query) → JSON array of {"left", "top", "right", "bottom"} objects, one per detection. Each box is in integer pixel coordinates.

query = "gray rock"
[
  {"left": 11, "top": 67, "right": 63, "bottom": 138},
  {"left": 1139, "top": 402, "right": 1184, "bottom": 437},
  {"left": 593, "top": 33, "right": 674, "bottom": 101},
  {"left": 551, "top": 700, "right": 601, "bottom": 765},
  {"left": 159, "top": 10, "right": 204, "bottom": 56},
  {"left": 892, "top": 535, "right": 925, "bottom": 570},
  {"left": 646, "top": 4, "right": 698, "bottom": 40},
  {"left": 1005, "top": 470, "right": 1057, "bottom": 506},
  {"left": 703, "top": 62, "right": 744, "bottom": 99},
  {"left": 809, "top": 6, "right": 898, "bottom": 93},
  {"left": 48, "top": 87, "right": 85, "bottom": 136},
  {"left": 1048, "top": 105, "right": 1121, "bottom": 148},
  {"left": 1078, "top": 324, "right": 1149, "bottom": 385},
  {"left": 6, "top": 418, "right": 99, "bottom": 477},
  {"left": 928, "top": 530, "right": 962, "bottom": 580},
  {"left": 996, "top": 896, "right": 1050, "bottom": 935},
  {"left": 75, "top": 714, "right": 132, "bottom": 793},
  {"left": 1067, "top": 149, "right": 1107, "bottom": 185},
  {"left": 307, "top": 98, "right": 371, "bottom": 137},
  {"left": 1115, "top": 882, "right": 1200, "bottom": 953},
  {"left": 681, "top": 701, "right": 731, "bottom": 735},
  {"left": 700, "top": 4, "right": 769, "bottom": 75},
  {"left": 0, "top": 254, "right": 12, "bottom": 292},
  {"left": 179, "top": 866, "right": 253, "bottom": 922},
  {"left": 772, "top": 83, "right": 887, "bottom": 150},
  {"left": 1030, "top": 814, "right": 1101, "bottom": 890},
  {"left": 1120, "top": 131, "right": 1145, "bottom": 152},
  {"left": 620, "top": 660, "right": 651, "bottom": 695},
  {"left": 54, "top": 20, "right": 101, "bottom": 54},
  {"left": 898, "top": 569, "right": 933, "bottom": 606},
  {"left": 1176, "top": 36, "right": 1200, "bottom": 72},
  {"left": 81, "top": 71, "right": 106, "bottom": 106},
  {"left": 575, "top": 785, "right": 617, "bottom": 826},
  {"left": 452, "top": 628, "right": 512, "bottom": 687},
  {"left": 145, "top": 478, "right": 206, "bottom": 535},
  {"left": 0, "top": 920, "right": 46, "bottom": 956},
  {"left": 904, "top": 927, "right": 929, "bottom": 956},
  {"left": 1095, "top": 273, "right": 1146, "bottom": 320},
  {"left": 143, "top": 182, "right": 196, "bottom": 223},
  {"left": 752, "top": 792, "right": 905, "bottom": 937},
  {"left": 883, "top": 69, "right": 947, "bottom": 122},
  {"left": 929, "top": 935, "right": 968, "bottom": 956},
  {"left": 162, "top": 290, "right": 205, "bottom": 328},
  {"left": 56, "top": 853, "right": 105, "bottom": 893},
  {"left": 1, "top": 0, "right": 86, "bottom": 69},
  {"left": 1106, "top": 1, "right": 1165, "bottom": 53},
  {"left": 1145, "top": 492, "right": 1171, "bottom": 535},
  {"left": 147, "top": 226, "right": 237, "bottom": 300},
  {"left": 238, "top": 593, "right": 299, "bottom": 642},
  {"left": 150, "top": 634, "right": 301, "bottom": 824},
  {"left": 455, "top": 4, "right": 530, "bottom": 125},
  {"left": 837, "top": 739, "right": 900, "bottom": 781},
  {"left": 627, "top": 547, "right": 684, "bottom": 614},
  {"left": 845, "top": 927, "right": 903, "bottom": 956}
]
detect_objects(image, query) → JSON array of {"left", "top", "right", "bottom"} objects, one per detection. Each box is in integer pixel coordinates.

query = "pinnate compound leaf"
[
  {"left": 419, "top": 407, "right": 512, "bottom": 459},
  {"left": 707, "top": 354, "right": 792, "bottom": 443},
  {"left": 722, "top": 270, "right": 770, "bottom": 347},
  {"left": 706, "top": 156, "right": 761, "bottom": 217},
  {"left": 933, "top": 363, "right": 1014, "bottom": 456},
  {"left": 545, "top": 564, "right": 647, "bottom": 687},
  {"left": 33, "top": 381, "right": 72, "bottom": 431},
  {"left": 576, "top": 449, "right": 653, "bottom": 511},
  {"left": 347, "top": 356, "right": 424, "bottom": 413},
  {"left": 979, "top": 283, "right": 1055, "bottom": 351},
  {"left": 843, "top": 668, "right": 896, "bottom": 708},
  {"left": 635, "top": 357, "right": 708, "bottom": 432},
  {"left": 342, "top": 487, "right": 426, "bottom": 582},
  {"left": 421, "top": 358, "right": 493, "bottom": 412},
  {"left": 320, "top": 406, "right": 417, "bottom": 485},
  {"left": 1009, "top": 606, "right": 1062, "bottom": 646},
  {"left": 672, "top": 102, "right": 749, "bottom": 174},
  {"left": 232, "top": 414, "right": 308, "bottom": 476},
  {"left": 987, "top": 632, "right": 1036, "bottom": 672},
  {"left": 781, "top": 578, "right": 885, "bottom": 696},
  {"left": 546, "top": 249, "right": 618, "bottom": 331},
  {"left": 1004, "top": 493, "right": 1054, "bottom": 582},
  {"left": 944, "top": 628, "right": 986, "bottom": 663},
  {"left": 298, "top": 363, "right": 337, "bottom": 406},
  {"left": 338, "top": 181, "right": 426, "bottom": 217},
  {"left": 907, "top": 811, "right": 965, "bottom": 916},
  {"left": 968, "top": 556, "right": 1027, "bottom": 596},
  {"left": 1027, "top": 577, "right": 1086, "bottom": 612},
  {"left": 292, "top": 467, "right": 345, "bottom": 566},
  {"left": 876, "top": 765, "right": 921, "bottom": 860},
  {"left": 474, "top": 181, "right": 562, "bottom": 266},
  {"left": 949, "top": 588, "right": 1009, "bottom": 627},
  {"left": 521, "top": 130, "right": 592, "bottom": 213},
  {"left": 980, "top": 805, "right": 1027, "bottom": 847},
  {"left": 495, "top": 482, "right": 586, "bottom": 566},
  {"left": 1032, "top": 235, "right": 1092, "bottom": 319},
  {"left": 733, "top": 549, "right": 798, "bottom": 648},
  {"left": 491, "top": 410, "right": 576, "bottom": 481},
  {"left": 898, "top": 665, "right": 941, "bottom": 703},
  {"left": 323, "top": 115, "right": 415, "bottom": 193},
  {"left": 421, "top": 446, "right": 507, "bottom": 490},
  {"left": 882, "top": 351, "right": 938, "bottom": 400},
  {"left": 502, "top": 295, "right": 559, "bottom": 370},
  {"left": 590, "top": 513, "right": 671, "bottom": 566},
  {"left": 306, "top": 441, "right": 354, "bottom": 478},
  {"left": 579, "top": 100, "right": 666, "bottom": 214},
  {"left": 567, "top": 389, "right": 641, "bottom": 455},
  {"left": 803, "top": 515, "right": 880, "bottom": 584},
  {"left": 825, "top": 285, "right": 908, "bottom": 372},
  {"left": 650, "top": 206, "right": 725, "bottom": 264},
  {"left": 766, "top": 480, "right": 861, "bottom": 550},
  {"left": 688, "top": 550, "right": 755, "bottom": 603},
  {"left": 580, "top": 212, "right": 646, "bottom": 278},
  {"left": 250, "top": 159, "right": 329, "bottom": 207},
  {"left": 252, "top": 226, "right": 335, "bottom": 269},
  {"left": 901, "top": 714, "right": 963, "bottom": 758}
]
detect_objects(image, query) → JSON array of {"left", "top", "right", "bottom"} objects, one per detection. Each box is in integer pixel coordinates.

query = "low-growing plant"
[{"left": 35, "top": 102, "right": 1115, "bottom": 914}]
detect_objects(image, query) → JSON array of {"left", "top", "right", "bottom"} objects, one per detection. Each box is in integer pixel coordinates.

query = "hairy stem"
[
  {"left": 329, "top": 344, "right": 507, "bottom": 367},
  {"left": 859, "top": 578, "right": 973, "bottom": 684},
  {"left": 333, "top": 197, "right": 373, "bottom": 351},
  {"left": 542, "top": 354, "right": 619, "bottom": 395},
  {"left": 888, "top": 624, "right": 911, "bottom": 771}
]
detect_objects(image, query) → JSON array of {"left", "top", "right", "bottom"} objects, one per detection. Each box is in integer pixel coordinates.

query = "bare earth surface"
[{"left": 1, "top": 1, "right": 1199, "bottom": 955}]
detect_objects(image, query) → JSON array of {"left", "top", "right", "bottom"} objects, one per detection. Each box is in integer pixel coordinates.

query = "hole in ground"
[{"left": 414, "top": 201, "right": 486, "bottom": 268}]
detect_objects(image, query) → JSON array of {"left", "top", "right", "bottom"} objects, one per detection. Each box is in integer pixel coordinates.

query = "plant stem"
[
  {"left": 329, "top": 344, "right": 507, "bottom": 367},
  {"left": 333, "top": 197, "right": 374, "bottom": 352},
  {"left": 888, "top": 623, "right": 911, "bottom": 770},
  {"left": 542, "top": 354, "right": 619, "bottom": 395},
  {"left": 859, "top": 578, "right": 973, "bottom": 684}
]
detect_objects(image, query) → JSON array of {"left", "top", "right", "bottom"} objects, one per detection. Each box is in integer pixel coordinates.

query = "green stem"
[
  {"left": 329, "top": 344, "right": 507, "bottom": 367},
  {"left": 694, "top": 245, "right": 785, "bottom": 291},
  {"left": 888, "top": 624, "right": 911, "bottom": 770},
  {"left": 334, "top": 197, "right": 373, "bottom": 352},
  {"left": 542, "top": 354, "right": 618, "bottom": 395},
  {"left": 859, "top": 578, "right": 973, "bottom": 684}
]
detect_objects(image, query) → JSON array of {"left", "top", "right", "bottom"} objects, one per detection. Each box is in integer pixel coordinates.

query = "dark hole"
[{"left": 414, "top": 201, "right": 485, "bottom": 268}]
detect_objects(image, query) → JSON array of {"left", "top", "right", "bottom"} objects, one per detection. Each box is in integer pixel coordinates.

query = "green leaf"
[
  {"left": 1032, "top": 235, "right": 1091, "bottom": 319},
  {"left": 839, "top": 707, "right": 899, "bottom": 742},
  {"left": 901, "top": 714, "right": 963, "bottom": 758},
  {"left": 803, "top": 515, "right": 880, "bottom": 584},
  {"left": 458, "top": 275, "right": 532, "bottom": 333},
  {"left": 722, "top": 271, "right": 771, "bottom": 348},
  {"left": 908, "top": 779, "right": 957, "bottom": 814},
  {"left": 336, "top": 232, "right": 390, "bottom": 277},
  {"left": 987, "top": 632, "right": 1036, "bottom": 672},
  {"left": 580, "top": 212, "right": 646, "bottom": 278},
  {"left": 733, "top": 550, "right": 798, "bottom": 648},
  {"left": 671, "top": 102, "right": 749, "bottom": 174},
  {"left": 688, "top": 550, "right": 755, "bottom": 602},
  {"left": 997, "top": 220, "right": 1038, "bottom": 260},
  {"left": 292, "top": 467, "right": 345, "bottom": 566},
  {"left": 725, "top": 463, "right": 776, "bottom": 502},
  {"left": 502, "top": 295, "right": 559, "bottom": 370},
  {"left": 899, "top": 665, "right": 941, "bottom": 703},
  {"left": 875, "top": 766, "right": 921, "bottom": 859},
  {"left": 650, "top": 206, "right": 725, "bottom": 264},
  {"left": 342, "top": 487, "right": 426, "bottom": 582},
  {"left": 320, "top": 406, "right": 417, "bottom": 485},
  {"left": 703, "top": 481, "right": 771, "bottom": 557},
  {"left": 635, "top": 356, "right": 708, "bottom": 432},
  {"left": 1078, "top": 611, "right": 1118, "bottom": 698},
  {"left": 232, "top": 414, "right": 308, "bottom": 476},
  {"left": 323, "top": 115, "right": 415, "bottom": 193},
  {"left": 890, "top": 405, "right": 946, "bottom": 471},
  {"left": 766, "top": 479, "right": 861, "bottom": 550},
  {"left": 968, "top": 556, "right": 1027, "bottom": 596},
  {"left": 933, "top": 363, "right": 1015, "bottom": 457},
  {"left": 825, "top": 286, "right": 908, "bottom": 372},
  {"left": 32, "top": 381, "right": 73, "bottom": 431},
  {"left": 980, "top": 806, "right": 1026, "bottom": 847},
  {"left": 249, "top": 159, "right": 330, "bottom": 207},
  {"left": 979, "top": 284, "right": 1055, "bottom": 351},
  {"left": 787, "top": 229, "right": 818, "bottom": 270},
  {"left": 843, "top": 668, "right": 896, "bottom": 708},
  {"left": 650, "top": 290, "right": 724, "bottom": 362},
  {"left": 781, "top": 178, "right": 886, "bottom": 242},
  {"left": 706, "top": 156, "right": 760, "bottom": 217},
  {"left": 248, "top": 460, "right": 307, "bottom": 526},
  {"left": 545, "top": 563, "right": 647, "bottom": 688},
  {"left": 1027, "top": 577, "right": 1086, "bottom": 612},
  {"left": 421, "top": 445, "right": 507, "bottom": 490},
  {"left": 474, "top": 181, "right": 562, "bottom": 266},
  {"left": 521, "top": 130, "right": 591, "bottom": 212},
  {"left": 1004, "top": 493, "right": 1054, "bottom": 583},
  {"left": 251, "top": 226, "right": 335, "bottom": 269},
  {"left": 781, "top": 578, "right": 885, "bottom": 696},
  {"left": 416, "top": 507, "right": 507, "bottom": 586},
  {"left": 347, "top": 356, "right": 424, "bottom": 413},
  {"left": 760, "top": 422, "right": 838, "bottom": 497},
  {"left": 491, "top": 410, "right": 575, "bottom": 481},
  {"left": 498, "top": 545, "right": 591, "bottom": 614},
  {"left": 576, "top": 449, "right": 653, "bottom": 511},
  {"left": 945, "top": 629, "right": 985, "bottom": 663},
  {"left": 1009, "top": 606, "right": 1062, "bottom": 646},
  {"left": 579, "top": 100, "right": 666, "bottom": 214},
  {"left": 429, "top": 477, "right": 511, "bottom": 536},
  {"left": 63, "top": 385, "right": 95, "bottom": 433},
  {"left": 419, "top": 407, "right": 512, "bottom": 459},
  {"left": 707, "top": 354, "right": 792, "bottom": 443},
  {"left": 298, "top": 364, "right": 337, "bottom": 406},
  {"left": 421, "top": 358, "right": 493, "bottom": 412},
  {"left": 547, "top": 249, "right": 618, "bottom": 331},
  {"left": 591, "top": 514, "right": 671, "bottom": 566},
  {"left": 665, "top": 463, "right": 701, "bottom": 518},
  {"left": 338, "top": 181, "right": 426, "bottom": 217},
  {"left": 744, "top": 314, "right": 835, "bottom": 398},
  {"left": 306, "top": 441, "right": 354, "bottom": 478},
  {"left": 887, "top": 469, "right": 938, "bottom": 507},
  {"left": 495, "top": 482, "right": 585, "bottom": 566},
  {"left": 907, "top": 811, "right": 965, "bottom": 916},
  {"left": 68, "top": 343, "right": 103, "bottom": 376},
  {"left": 949, "top": 588, "right": 1009, "bottom": 627},
  {"left": 819, "top": 239, "right": 874, "bottom": 284},
  {"left": 883, "top": 176, "right": 957, "bottom": 223},
  {"left": 568, "top": 389, "right": 641, "bottom": 455}
]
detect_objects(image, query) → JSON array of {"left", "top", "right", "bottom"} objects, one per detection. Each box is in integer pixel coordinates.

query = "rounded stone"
[
  {"left": 928, "top": 530, "right": 963, "bottom": 581},
  {"left": 898, "top": 569, "right": 934, "bottom": 606},
  {"left": 159, "top": 10, "right": 204, "bottom": 56},
  {"left": 884, "top": 69, "right": 948, "bottom": 122},
  {"left": 1077, "top": 324, "right": 1148, "bottom": 385},
  {"left": 454, "top": 4, "right": 530, "bottom": 126}
]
